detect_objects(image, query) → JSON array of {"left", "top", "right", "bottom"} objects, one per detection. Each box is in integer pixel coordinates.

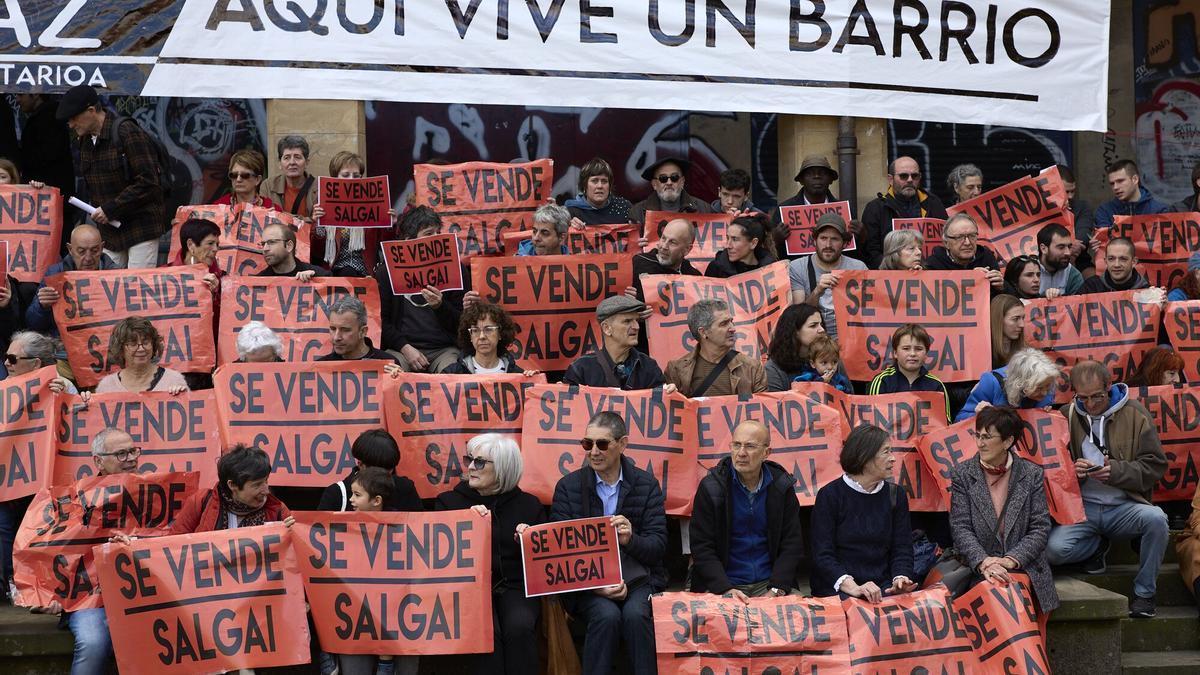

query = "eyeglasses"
[
  {"left": 124, "top": 340, "right": 152, "bottom": 351},
  {"left": 967, "top": 430, "right": 999, "bottom": 442},
  {"left": 462, "top": 454, "right": 494, "bottom": 470},
  {"left": 655, "top": 173, "right": 682, "bottom": 184},
  {"left": 261, "top": 238, "right": 284, "bottom": 247},
  {"left": 228, "top": 171, "right": 258, "bottom": 181},
  {"left": 1074, "top": 391, "right": 1108, "bottom": 404},
  {"left": 730, "top": 442, "right": 764, "bottom": 452},
  {"left": 580, "top": 438, "right": 617, "bottom": 452},
  {"left": 894, "top": 172, "right": 922, "bottom": 181},
  {"left": 468, "top": 325, "right": 499, "bottom": 337},
  {"left": 943, "top": 233, "right": 979, "bottom": 243},
  {"left": 98, "top": 446, "right": 141, "bottom": 461},
  {"left": 4, "top": 353, "right": 36, "bottom": 365}
]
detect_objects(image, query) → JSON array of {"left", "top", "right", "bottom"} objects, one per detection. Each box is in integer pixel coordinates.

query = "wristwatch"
[{"left": 769, "top": 587, "right": 786, "bottom": 597}]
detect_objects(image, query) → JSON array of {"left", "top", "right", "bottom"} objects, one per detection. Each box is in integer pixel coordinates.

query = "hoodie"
[
  {"left": 1063, "top": 383, "right": 1167, "bottom": 505},
  {"left": 1077, "top": 269, "right": 1150, "bottom": 295},
  {"left": 1094, "top": 186, "right": 1172, "bottom": 230}
]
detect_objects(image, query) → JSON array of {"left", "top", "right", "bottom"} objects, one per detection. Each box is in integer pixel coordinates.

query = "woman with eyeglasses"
[
  {"left": 956, "top": 347, "right": 1060, "bottom": 422},
  {"left": 810, "top": 423, "right": 917, "bottom": 602},
  {"left": 444, "top": 302, "right": 538, "bottom": 376},
  {"left": 949, "top": 406, "right": 1058, "bottom": 620},
  {"left": 215, "top": 149, "right": 275, "bottom": 209},
  {"left": 93, "top": 317, "right": 188, "bottom": 395},
  {"left": 435, "top": 433, "right": 545, "bottom": 675},
  {"left": 705, "top": 214, "right": 778, "bottom": 279}
]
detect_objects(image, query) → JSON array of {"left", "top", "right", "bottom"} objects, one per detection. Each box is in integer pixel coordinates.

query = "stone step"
[
  {"left": 1121, "top": 605, "right": 1200, "bottom": 652},
  {"left": 1122, "top": 649, "right": 1200, "bottom": 674},
  {"left": 1047, "top": 577, "right": 1127, "bottom": 675},
  {"left": 1107, "top": 530, "right": 1183, "bottom": 566},
  {"left": 1069, "top": 563, "right": 1194, "bottom": 607}
]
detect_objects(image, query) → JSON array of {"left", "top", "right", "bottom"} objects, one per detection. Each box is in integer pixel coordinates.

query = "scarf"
[
  {"left": 216, "top": 484, "right": 268, "bottom": 529},
  {"left": 979, "top": 451, "right": 1014, "bottom": 476},
  {"left": 323, "top": 226, "right": 366, "bottom": 266}
]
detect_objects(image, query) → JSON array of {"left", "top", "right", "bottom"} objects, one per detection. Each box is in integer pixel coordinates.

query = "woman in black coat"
[{"left": 435, "top": 433, "right": 545, "bottom": 674}]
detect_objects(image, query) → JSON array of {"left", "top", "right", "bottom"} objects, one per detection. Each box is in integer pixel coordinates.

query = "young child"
[
  {"left": 793, "top": 335, "right": 852, "bottom": 393},
  {"left": 340, "top": 467, "right": 408, "bottom": 675}
]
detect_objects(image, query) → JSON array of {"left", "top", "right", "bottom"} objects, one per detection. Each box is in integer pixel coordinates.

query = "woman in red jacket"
[{"left": 170, "top": 444, "right": 292, "bottom": 534}]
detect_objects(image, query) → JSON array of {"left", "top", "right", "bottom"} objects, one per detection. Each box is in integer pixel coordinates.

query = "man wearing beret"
[
  {"left": 56, "top": 84, "right": 165, "bottom": 269},
  {"left": 628, "top": 156, "right": 712, "bottom": 225},
  {"left": 564, "top": 295, "right": 674, "bottom": 392}
]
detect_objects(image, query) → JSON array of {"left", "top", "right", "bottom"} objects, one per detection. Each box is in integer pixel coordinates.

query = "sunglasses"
[
  {"left": 580, "top": 438, "right": 617, "bottom": 452},
  {"left": 655, "top": 173, "right": 682, "bottom": 184},
  {"left": 894, "top": 172, "right": 921, "bottom": 181},
  {"left": 462, "top": 454, "right": 494, "bottom": 470},
  {"left": 4, "top": 353, "right": 36, "bottom": 365},
  {"left": 228, "top": 171, "right": 258, "bottom": 181}
]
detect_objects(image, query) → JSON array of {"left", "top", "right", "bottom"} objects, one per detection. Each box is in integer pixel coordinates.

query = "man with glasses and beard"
[
  {"left": 629, "top": 157, "right": 712, "bottom": 225},
  {"left": 256, "top": 222, "right": 327, "bottom": 279},
  {"left": 859, "top": 156, "right": 947, "bottom": 269},
  {"left": 788, "top": 212, "right": 866, "bottom": 342},
  {"left": 543, "top": 411, "right": 667, "bottom": 675},
  {"left": 1037, "top": 222, "right": 1083, "bottom": 297}
]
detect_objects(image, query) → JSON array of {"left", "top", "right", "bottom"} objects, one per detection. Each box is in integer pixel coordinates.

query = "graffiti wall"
[{"left": 1134, "top": 1, "right": 1200, "bottom": 205}]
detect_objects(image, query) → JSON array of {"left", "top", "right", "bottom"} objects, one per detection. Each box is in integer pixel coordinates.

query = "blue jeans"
[
  {"left": 0, "top": 497, "right": 31, "bottom": 586},
  {"left": 66, "top": 608, "right": 112, "bottom": 675},
  {"left": 560, "top": 582, "right": 656, "bottom": 675},
  {"left": 1046, "top": 500, "right": 1169, "bottom": 599}
]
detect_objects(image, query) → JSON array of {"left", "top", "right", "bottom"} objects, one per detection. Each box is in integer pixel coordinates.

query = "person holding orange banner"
[
  {"left": 1079, "top": 237, "right": 1151, "bottom": 294},
  {"left": 516, "top": 203, "right": 569, "bottom": 256},
  {"left": 548, "top": 411, "right": 666, "bottom": 675},
  {"left": 25, "top": 224, "right": 115, "bottom": 334},
  {"left": 956, "top": 348, "right": 1060, "bottom": 422},
  {"left": 444, "top": 302, "right": 536, "bottom": 375},
  {"left": 664, "top": 299, "right": 766, "bottom": 397},
  {"left": 564, "top": 157, "right": 633, "bottom": 227},
  {"left": 948, "top": 406, "right": 1059, "bottom": 616},
  {"left": 317, "top": 296, "right": 401, "bottom": 364},
  {"left": 438, "top": 434, "right": 544, "bottom": 675},
  {"left": 789, "top": 211, "right": 865, "bottom": 341},
  {"left": 810, "top": 424, "right": 916, "bottom": 602},
  {"left": 990, "top": 294, "right": 1028, "bottom": 369},
  {"left": 704, "top": 214, "right": 777, "bottom": 279},
  {"left": 764, "top": 304, "right": 827, "bottom": 392},
  {"left": 925, "top": 213, "right": 1004, "bottom": 292},
  {"left": 877, "top": 229, "right": 925, "bottom": 271},
  {"left": 859, "top": 156, "right": 947, "bottom": 269},
  {"left": 563, "top": 295, "right": 667, "bottom": 391},
  {"left": 169, "top": 444, "right": 292, "bottom": 534},
  {"left": 257, "top": 221, "right": 328, "bottom": 279},
  {"left": 1126, "top": 347, "right": 1185, "bottom": 387},
  {"left": 93, "top": 317, "right": 188, "bottom": 395}
]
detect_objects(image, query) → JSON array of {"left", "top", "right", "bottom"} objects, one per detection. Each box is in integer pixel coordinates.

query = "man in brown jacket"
[
  {"left": 664, "top": 298, "right": 766, "bottom": 397},
  {"left": 1047, "top": 360, "right": 1168, "bottom": 619}
]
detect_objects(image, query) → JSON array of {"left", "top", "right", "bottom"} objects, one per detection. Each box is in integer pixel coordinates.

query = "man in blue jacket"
[
  {"left": 25, "top": 224, "right": 116, "bottom": 333},
  {"left": 1093, "top": 160, "right": 1171, "bottom": 232},
  {"left": 548, "top": 411, "right": 667, "bottom": 675}
]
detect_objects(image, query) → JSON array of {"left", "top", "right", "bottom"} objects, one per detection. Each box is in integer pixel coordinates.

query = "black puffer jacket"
[
  {"left": 859, "top": 188, "right": 947, "bottom": 268},
  {"left": 562, "top": 348, "right": 664, "bottom": 390},
  {"left": 689, "top": 458, "right": 805, "bottom": 594},
  {"left": 550, "top": 454, "right": 668, "bottom": 591},
  {"left": 436, "top": 481, "right": 546, "bottom": 592}
]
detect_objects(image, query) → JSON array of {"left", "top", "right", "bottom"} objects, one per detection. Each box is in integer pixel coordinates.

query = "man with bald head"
[
  {"left": 26, "top": 224, "right": 116, "bottom": 332},
  {"left": 627, "top": 217, "right": 701, "bottom": 354},
  {"left": 689, "top": 420, "right": 805, "bottom": 602},
  {"left": 859, "top": 156, "right": 947, "bottom": 269}
]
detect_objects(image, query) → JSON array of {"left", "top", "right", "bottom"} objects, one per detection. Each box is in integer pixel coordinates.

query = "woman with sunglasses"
[
  {"left": 93, "top": 317, "right": 188, "bottom": 395},
  {"left": 444, "top": 302, "right": 538, "bottom": 376},
  {"left": 948, "top": 406, "right": 1058, "bottom": 621},
  {"left": 706, "top": 213, "right": 777, "bottom": 279},
  {"left": 215, "top": 149, "right": 276, "bottom": 209},
  {"left": 435, "top": 434, "right": 544, "bottom": 675}
]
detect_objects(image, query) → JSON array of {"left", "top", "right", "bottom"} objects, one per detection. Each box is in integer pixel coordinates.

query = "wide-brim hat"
[
  {"left": 794, "top": 154, "right": 839, "bottom": 182},
  {"left": 641, "top": 157, "right": 692, "bottom": 182}
]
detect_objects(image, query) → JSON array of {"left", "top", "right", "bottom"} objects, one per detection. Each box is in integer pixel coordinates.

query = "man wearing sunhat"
[
  {"left": 629, "top": 156, "right": 712, "bottom": 225},
  {"left": 772, "top": 154, "right": 860, "bottom": 258},
  {"left": 563, "top": 295, "right": 672, "bottom": 391},
  {"left": 55, "top": 84, "right": 165, "bottom": 269}
]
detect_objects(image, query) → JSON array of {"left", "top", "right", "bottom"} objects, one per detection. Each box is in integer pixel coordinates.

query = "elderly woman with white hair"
[
  {"left": 235, "top": 321, "right": 284, "bottom": 362},
  {"left": 435, "top": 433, "right": 545, "bottom": 674},
  {"left": 956, "top": 347, "right": 1061, "bottom": 421},
  {"left": 877, "top": 229, "right": 925, "bottom": 271}
]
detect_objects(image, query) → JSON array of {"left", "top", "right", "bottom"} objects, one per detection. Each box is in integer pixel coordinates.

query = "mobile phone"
[{"left": 1084, "top": 464, "right": 1104, "bottom": 473}]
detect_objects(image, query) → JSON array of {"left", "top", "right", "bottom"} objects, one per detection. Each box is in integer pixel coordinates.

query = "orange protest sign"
[
  {"left": 170, "top": 204, "right": 312, "bottom": 276},
  {"left": 503, "top": 222, "right": 641, "bottom": 255},
  {"left": 955, "top": 574, "right": 1050, "bottom": 674},
  {"left": 0, "top": 366, "right": 61, "bottom": 501},
  {"left": 917, "top": 410, "right": 1085, "bottom": 524},
  {"left": 382, "top": 372, "right": 545, "bottom": 499},
  {"left": 414, "top": 159, "right": 552, "bottom": 258},
  {"left": 946, "top": 166, "right": 1071, "bottom": 260},
  {"left": 379, "top": 233, "right": 463, "bottom": 295},
  {"left": 0, "top": 184, "right": 62, "bottom": 283},
  {"left": 317, "top": 176, "right": 391, "bottom": 227},
  {"left": 46, "top": 264, "right": 217, "bottom": 388},
  {"left": 641, "top": 260, "right": 790, "bottom": 367},
  {"left": 1129, "top": 384, "right": 1200, "bottom": 502},
  {"left": 1025, "top": 290, "right": 1161, "bottom": 387},
  {"left": 470, "top": 252, "right": 633, "bottom": 371},
  {"left": 1165, "top": 300, "right": 1200, "bottom": 382},
  {"left": 291, "top": 511, "right": 493, "bottom": 655},
  {"left": 832, "top": 270, "right": 991, "bottom": 382},
  {"left": 12, "top": 471, "right": 199, "bottom": 612},
  {"left": 844, "top": 585, "right": 978, "bottom": 674},
  {"left": 95, "top": 523, "right": 310, "bottom": 673},
  {"left": 692, "top": 392, "right": 845, "bottom": 505},
  {"left": 51, "top": 391, "right": 222, "bottom": 487},
  {"left": 521, "top": 517, "right": 622, "bottom": 596},
  {"left": 642, "top": 211, "right": 732, "bottom": 273},
  {"left": 893, "top": 217, "right": 945, "bottom": 258},
  {"left": 779, "top": 200, "right": 856, "bottom": 256},
  {"left": 519, "top": 384, "right": 698, "bottom": 515},
  {"left": 212, "top": 361, "right": 387, "bottom": 487},
  {"left": 793, "top": 384, "right": 948, "bottom": 511},
  {"left": 219, "top": 275, "right": 381, "bottom": 364},
  {"left": 1094, "top": 213, "right": 1200, "bottom": 288},
  {"left": 653, "top": 592, "right": 850, "bottom": 674}
]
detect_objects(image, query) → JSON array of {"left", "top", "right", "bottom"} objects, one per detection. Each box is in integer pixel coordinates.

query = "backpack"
[{"left": 111, "top": 115, "right": 176, "bottom": 199}]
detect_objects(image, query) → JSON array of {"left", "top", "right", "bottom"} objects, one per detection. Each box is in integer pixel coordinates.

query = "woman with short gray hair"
[
  {"left": 235, "top": 321, "right": 284, "bottom": 362},
  {"left": 878, "top": 229, "right": 925, "bottom": 271},
  {"left": 435, "top": 433, "right": 545, "bottom": 674},
  {"left": 947, "top": 164, "right": 983, "bottom": 205},
  {"left": 956, "top": 347, "right": 1061, "bottom": 421}
]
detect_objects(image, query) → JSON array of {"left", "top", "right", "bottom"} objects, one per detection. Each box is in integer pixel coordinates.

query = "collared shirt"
[
  {"left": 842, "top": 473, "right": 885, "bottom": 494},
  {"left": 595, "top": 468, "right": 624, "bottom": 516}
]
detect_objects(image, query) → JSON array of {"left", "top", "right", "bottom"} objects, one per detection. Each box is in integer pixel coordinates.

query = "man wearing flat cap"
[
  {"left": 772, "top": 155, "right": 859, "bottom": 257},
  {"left": 564, "top": 295, "right": 672, "bottom": 391},
  {"left": 56, "top": 84, "right": 166, "bottom": 269},
  {"left": 628, "top": 156, "right": 712, "bottom": 225}
]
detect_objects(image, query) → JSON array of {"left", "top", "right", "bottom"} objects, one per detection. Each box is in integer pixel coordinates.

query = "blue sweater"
[
  {"left": 955, "top": 366, "right": 1057, "bottom": 422},
  {"left": 809, "top": 477, "right": 914, "bottom": 597}
]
